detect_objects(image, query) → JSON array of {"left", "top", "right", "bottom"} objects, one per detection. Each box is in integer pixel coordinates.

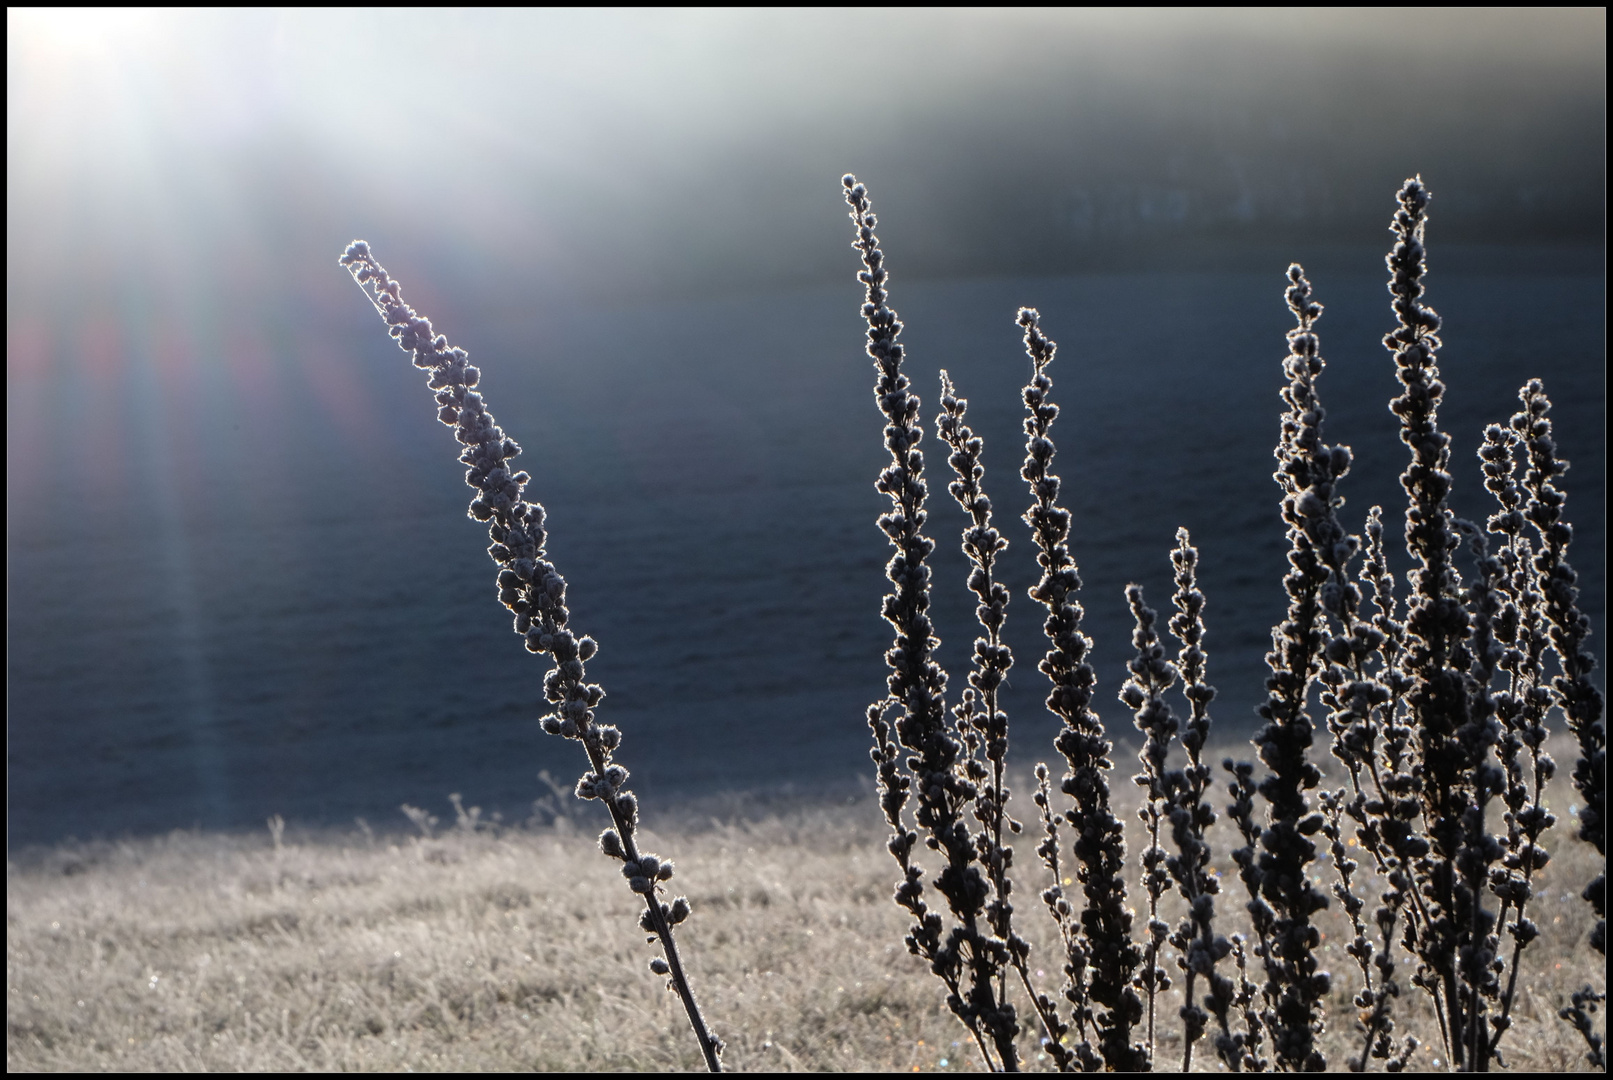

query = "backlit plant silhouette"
[
  {"left": 846, "top": 174, "right": 1604, "bottom": 1072},
  {"left": 335, "top": 172, "right": 1601, "bottom": 1074},
  {"left": 339, "top": 243, "right": 724, "bottom": 1072}
]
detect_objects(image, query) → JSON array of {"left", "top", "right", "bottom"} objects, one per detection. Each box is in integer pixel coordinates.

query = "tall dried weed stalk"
[
  {"left": 339, "top": 243, "right": 724, "bottom": 1071},
  {"left": 846, "top": 174, "right": 1604, "bottom": 1072}
]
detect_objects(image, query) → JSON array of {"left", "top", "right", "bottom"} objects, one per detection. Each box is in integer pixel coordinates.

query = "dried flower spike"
[
  {"left": 339, "top": 242, "right": 722, "bottom": 1071},
  {"left": 846, "top": 176, "right": 1020, "bottom": 1070}
]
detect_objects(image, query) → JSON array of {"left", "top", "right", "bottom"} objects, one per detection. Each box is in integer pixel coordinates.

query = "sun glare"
[{"left": 9, "top": 7, "right": 169, "bottom": 63}]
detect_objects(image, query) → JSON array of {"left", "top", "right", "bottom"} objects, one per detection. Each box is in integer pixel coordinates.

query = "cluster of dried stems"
[
  {"left": 847, "top": 174, "right": 1604, "bottom": 1073},
  {"left": 339, "top": 173, "right": 1603, "bottom": 1073}
]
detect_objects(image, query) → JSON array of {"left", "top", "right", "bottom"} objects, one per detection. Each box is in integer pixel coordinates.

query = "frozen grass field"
[{"left": 6, "top": 737, "right": 1600, "bottom": 1072}]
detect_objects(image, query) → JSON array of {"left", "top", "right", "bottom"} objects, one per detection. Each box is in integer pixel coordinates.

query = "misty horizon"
[{"left": 7, "top": 9, "right": 1605, "bottom": 313}]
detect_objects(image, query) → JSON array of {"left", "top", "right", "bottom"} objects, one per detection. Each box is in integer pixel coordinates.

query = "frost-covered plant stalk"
[
  {"left": 1230, "top": 263, "right": 1336, "bottom": 1072},
  {"left": 1379, "top": 181, "right": 1517, "bottom": 1071},
  {"left": 1336, "top": 502, "right": 1425, "bottom": 1073},
  {"left": 1474, "top": 411, "right": 1557, "bottom": 1062},
  {"left": 1161, "top": 529, "right": 1235, "bottom": 1073},
  {"left": 846, "top": 176, "right": 1022, "bottom": 1070},
  {"left": 1290, "top": 263, "right": 1417, "bottom": 1074},
  {"left": 1510, "top": 381, "right": 1606, "bottom": 956},
  {"left": 338, "top": 242, "right": 723, "bottom": 1072},
  {"left": 937, "top": 371, "right": 1081, "bottom": 1068},
  {"left": 1120, "top": 583, "right": 1178, "bottom": 1061},
  {"left": 1507, "top": 379, "right": 1607, "bottom": 1064},
  {"left": 1016, "top": 307, "right": 1145, "bottom": 1072}
]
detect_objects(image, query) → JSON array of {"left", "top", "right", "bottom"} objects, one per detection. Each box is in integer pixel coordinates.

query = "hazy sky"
[{"left": 8, "top": 8, "right": 1605, "bottom": 312}]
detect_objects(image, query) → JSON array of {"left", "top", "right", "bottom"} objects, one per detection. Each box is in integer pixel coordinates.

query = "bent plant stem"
[
  {"left": 339, "top": 241, "right": 722, "bottom": 1072},
  {"left": 583, "top": 735, "right": 724, "bottom": 1071}
]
